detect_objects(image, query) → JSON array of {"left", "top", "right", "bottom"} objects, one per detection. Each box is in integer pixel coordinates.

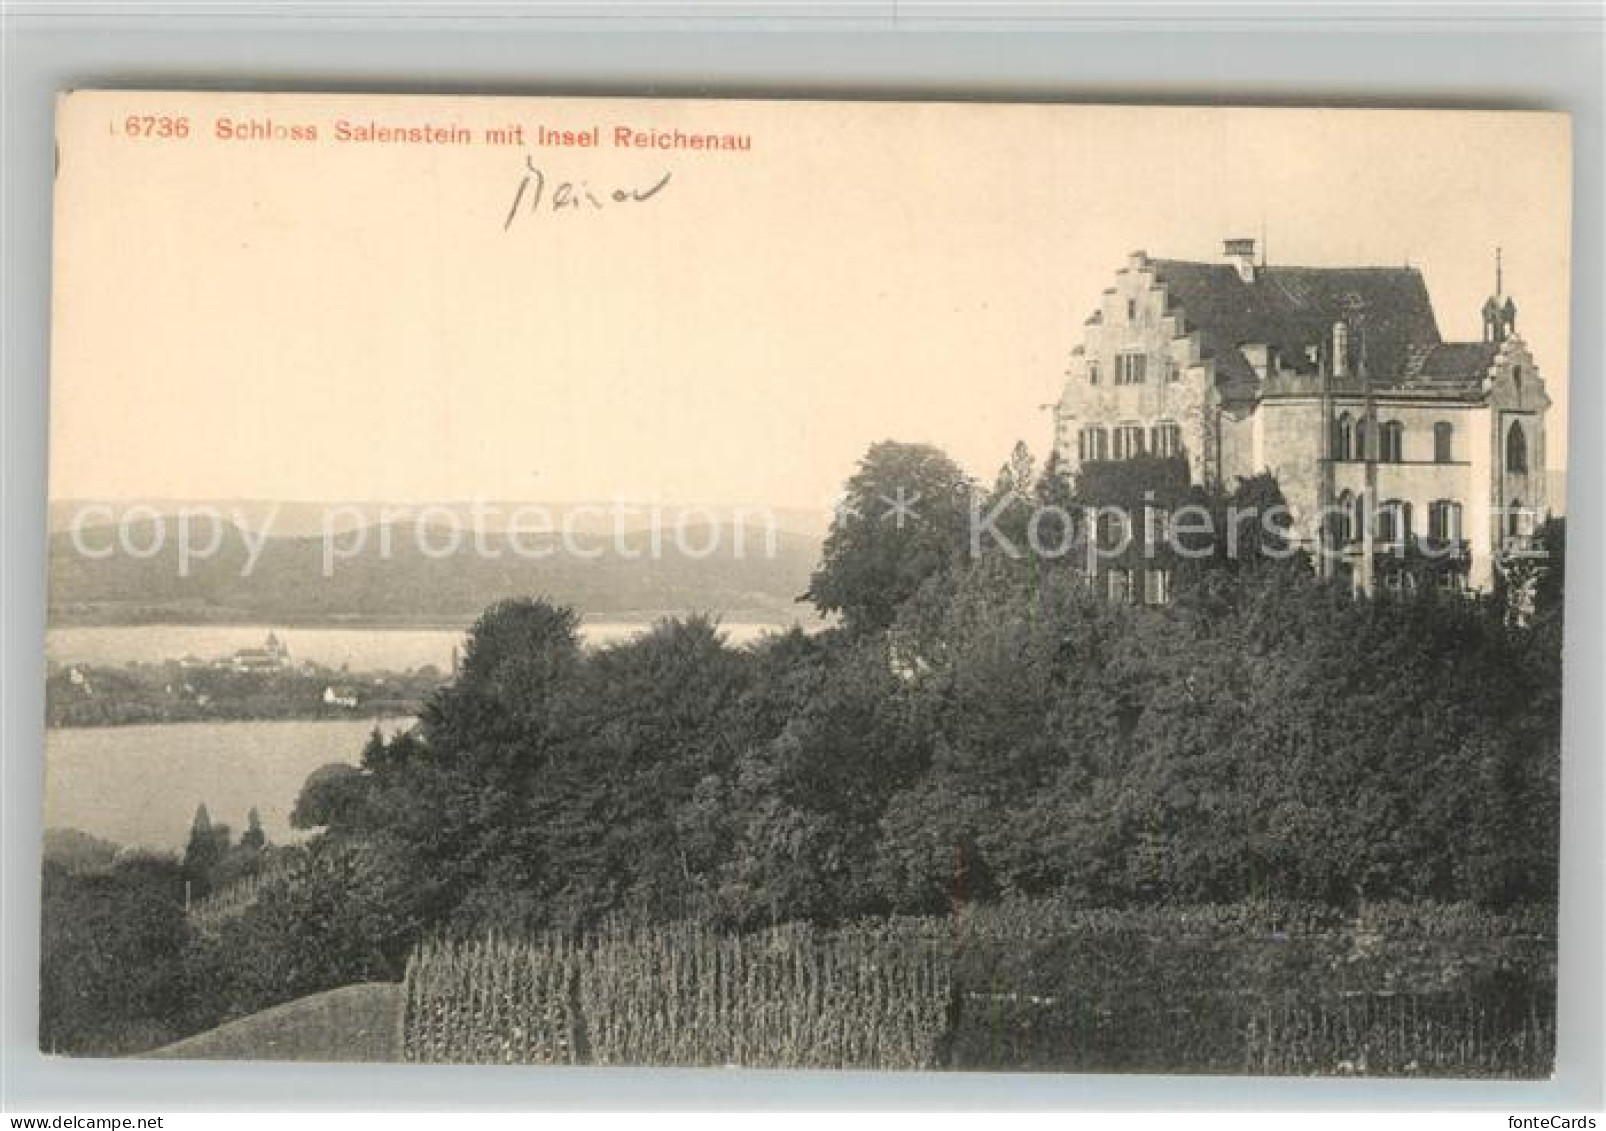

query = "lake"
[
  {"left": 45, "top": 620, "right": 794, "bottom": 672},
  {"left": 40, "top": 619, "right": 810, "bottom": 853},
  {"left": 45, "top": 717, "right": 414, "bottom": 852}
]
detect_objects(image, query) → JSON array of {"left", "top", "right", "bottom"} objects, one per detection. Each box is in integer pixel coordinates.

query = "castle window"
[
  {"left": 1330, "top": 490, "right": 1354, "bottom": 545},
  {"left": 1096, "top": 510, "right": 1128, "bottom": 550},
  {"left": 1377, "top": 499, "right": 1411, "bottom": 547},
  {"left": 1151, "top": 422, "right": 1182, "bottom": 458},
  {"left": 1106, "top": 567, "right": 1134, "bottom": 605},
  {"left": 1354, "top": 418, "right": 1371, "bottom": 461},
  {"left": 1506, "top": 419, "right": 1529, "bottom": 473},
  {"left": 1428, "top": 499, "right": 1463, "bottom": 546},
  {"left": 1512, "top": 364, "right": 1524, "bottom": 392},
  {"left": 1115, "top": 353, "right": 1148, "bottom": 385},
  {"left": 1333, "top": 413, "right": 1353, "bottom": 461},
  {"left": 1079, "top": 425, "right": 1109, "bottom": 463},
  {"left": 1114, "top": 425, "right": 1146, "bottom": 460},
  {"left": 1380, "top": 421, "right": 1405, "bottom": 463},
  {"left": 1433, "top": 421, "right": 1454, "bottom": 463},
  {"left": 1127, "top": 298, "right": 1137, "bottom": 321},
  {"left": 1088, "top": 359, "right": 1101, "bottom": 385},
  {"left": 1146, "top": 505, "right": 1173, "bottom": 547},
  {"left": 1143, "top": 567, "right": 1174, "bottom": 607}
]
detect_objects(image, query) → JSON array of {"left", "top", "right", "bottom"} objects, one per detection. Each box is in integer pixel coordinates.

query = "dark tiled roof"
[
  {"left": 1145, "top": 259, "right": 1443, "bottom": 388},
  {"left": 1403, "top": 341, "right": 1499, "bottom": 384}
]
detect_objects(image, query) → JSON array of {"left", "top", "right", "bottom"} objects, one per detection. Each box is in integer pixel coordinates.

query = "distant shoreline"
[
  {"left": 44, "top": 618, "right": 829, "bottom": 730},
  {"left": 47, "top": 609, "right": 820, "bottom": 632},
  {"left": 46, "top": 711, "right": 422, "bottom": 733}
]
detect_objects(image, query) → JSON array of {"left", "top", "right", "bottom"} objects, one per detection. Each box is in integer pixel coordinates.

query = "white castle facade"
[{"left": 1051, "top": 239, "right": 1551, "bottom": 595}]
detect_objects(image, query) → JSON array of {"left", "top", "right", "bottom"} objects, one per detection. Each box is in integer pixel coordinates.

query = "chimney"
[
  {"left": 1332, "top": 321, "right": 1350, "bottom": 378},
  {"left": 1223, "top": 237, "right": 1257, "bottom": 283}
]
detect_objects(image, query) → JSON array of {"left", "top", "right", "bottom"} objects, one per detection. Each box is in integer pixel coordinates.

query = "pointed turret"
[{"left": 1482, "top": 248, "right": 1517, "bottom": 343}]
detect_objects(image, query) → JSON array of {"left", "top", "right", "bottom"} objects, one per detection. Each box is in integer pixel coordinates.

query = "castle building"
[
  {"left": 229, "top": 631, "right": 292, "bottom": 673},
  {"left": 1051, "top": 239, "right": 1551, "bottom": 595}
]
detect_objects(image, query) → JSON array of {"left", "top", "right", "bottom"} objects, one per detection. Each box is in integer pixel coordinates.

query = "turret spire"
[{"left": 1483, "top": 247, "right": 1515, "bottom": 343}]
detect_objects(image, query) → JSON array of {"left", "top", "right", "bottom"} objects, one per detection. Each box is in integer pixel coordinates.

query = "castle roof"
[
  {"left": 1145, "top": 259, "right": 1454, "bottom": 388},
  {"left": 1402, "top": 341, "right": 1501, "bottom": 385}
]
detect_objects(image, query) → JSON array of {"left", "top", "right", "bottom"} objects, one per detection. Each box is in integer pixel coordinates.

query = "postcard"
[{"left": 43, "top": 91, "right": 1569, "bottom": 1074}]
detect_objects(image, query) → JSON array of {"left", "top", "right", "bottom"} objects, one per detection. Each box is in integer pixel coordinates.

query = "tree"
[
  {"left": 1219, "top": 471, "right": 1296, "bottom": 567},
  {"left": 975, "top": 441, "right": 1045, "bottom": 559},
  {"left": 240, "top": 806, "right": 266, "bottom": 851},
  {"left": 182, "top": 803, "right": 230, "bottom": 896},
  {"left": 186, "top": 802, "right": 211, "bottom": 847},
  {"left": 567, "top": 616, "right": 752, "bottom": 923},
  {"left": 807, "top": 441, "right": 976, "bottom": 634},
  {"left": 290, "top": 763, "right": 370, "bottom": 831},
  {"left": 879, "top": 557, "right": 1131, "bottom": 905},
  {"left": 1533, "top": 515, "right": 1566, "bottom": 618},
  {"left": 1497, "top": 515, "right": 1566, "bottom": 626},
  {"left": 716, "top": 635, "right": 920, "bottom": 926},
  {"left": 208, "top": 838, "right": 421, "bottom": 1016},
  {"left": 991, "top": 441, "right": 1037, "bottom": 503},
  {"left": 420, "top": 597, "right": 584, "bottom": 765}
]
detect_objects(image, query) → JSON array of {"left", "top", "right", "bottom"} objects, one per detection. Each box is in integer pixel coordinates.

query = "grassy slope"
[{"left": 142, "top": 983, "right": 403, "bottom": 1063}]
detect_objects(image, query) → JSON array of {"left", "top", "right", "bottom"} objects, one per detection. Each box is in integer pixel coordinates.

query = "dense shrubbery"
[
  {"left": 42, "top": 808, "right": 419, "bottom": 1053},
  {"left": 40, "top": 853, "right": 200, "bottom": 1055},
  {"left": 948, "top": 903, "right": 1552, "bottom": 1075},
  {"left": 271, "top": 442, "right": 1562, "bottom": 944},
  {"left": 947, "top": 898, "right": 1553, "bottom": 1074},
  {"left": 318, "top": 566, "right": 1558, "bottom": 935}
]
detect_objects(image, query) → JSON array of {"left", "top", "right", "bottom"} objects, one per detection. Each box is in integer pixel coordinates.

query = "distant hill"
[
  {"left": 42, "top": 828, "right": 121, "bottom": 873},
  {"left": 49, "top": 498, "right": 836, "bottom": 539},
  {"left": 50, "top": 518, "right": 823, "bottom": 627}
]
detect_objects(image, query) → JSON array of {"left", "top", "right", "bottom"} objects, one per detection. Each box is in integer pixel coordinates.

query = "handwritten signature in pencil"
[{"left": 503, "top": 158, "right": 673, "bottom": 230}]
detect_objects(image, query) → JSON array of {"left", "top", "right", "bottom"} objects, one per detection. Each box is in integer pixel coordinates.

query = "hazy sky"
[{"left": 51, "top": 94, "right": 1571, "bottom": 511}]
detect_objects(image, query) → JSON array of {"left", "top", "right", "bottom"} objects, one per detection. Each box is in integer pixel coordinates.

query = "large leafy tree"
[
  {"left": 715, "top": 633, "right": 921, "bottom": 926},
  {"left": 291, "top": 763, "right": 371, "bottom": 831},
  {"left": 876, "top": 557, "right": 1132, "bottom": 908},
  {"left": 206, "top": 838, "right": 421, "bottom": 1016},
  {"left": 531, "top": 615, "right": 753, "bottom": 929},
  {"left": 807, "top": 441, "right": 976, "bottom": 634}
]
